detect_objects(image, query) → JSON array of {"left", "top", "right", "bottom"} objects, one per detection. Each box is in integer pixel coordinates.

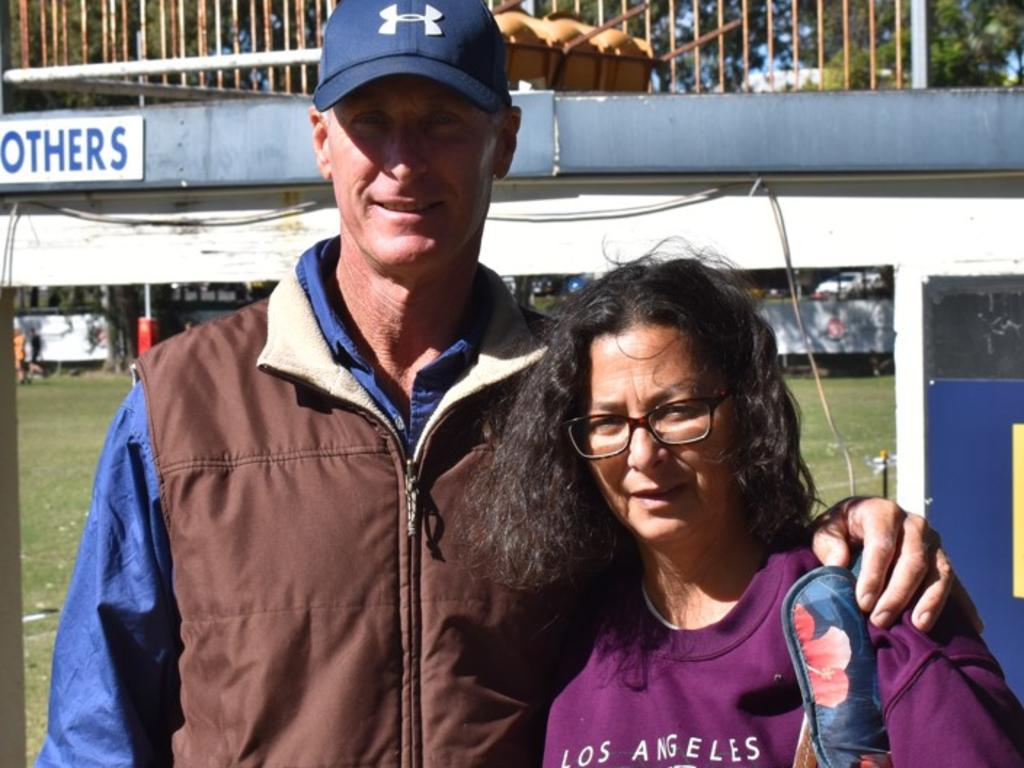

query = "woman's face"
[{"left": 584, "top": 323, "right": 745, "bottom": 553}]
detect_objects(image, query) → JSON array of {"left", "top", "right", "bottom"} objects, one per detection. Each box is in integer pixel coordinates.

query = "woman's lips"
[{"left": 630, "top": 484, "right": 685, "bottom": 507}]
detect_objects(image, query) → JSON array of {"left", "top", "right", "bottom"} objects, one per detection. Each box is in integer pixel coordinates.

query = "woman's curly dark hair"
[{"left": 466, "top": 249, "right": 816, "bottom": 589}]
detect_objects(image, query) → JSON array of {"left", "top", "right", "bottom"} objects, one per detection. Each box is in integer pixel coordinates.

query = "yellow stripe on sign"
[{"left": 1016, "top": 425, "right": 1024, "bottom": 599}]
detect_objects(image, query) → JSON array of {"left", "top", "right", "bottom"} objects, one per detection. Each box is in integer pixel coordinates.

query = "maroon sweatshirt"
[{"left": 544, "top": 547, "right": 1024, "bottom": 768}]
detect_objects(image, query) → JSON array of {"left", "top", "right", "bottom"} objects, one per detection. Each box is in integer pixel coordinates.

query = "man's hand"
[{"left": 810, "top": 497, "right": 980, "bottom": 632}]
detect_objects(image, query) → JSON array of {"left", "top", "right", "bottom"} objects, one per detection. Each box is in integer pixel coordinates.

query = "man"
[{"left": 38, "top": 1, "right": 954, "bottom": 765}]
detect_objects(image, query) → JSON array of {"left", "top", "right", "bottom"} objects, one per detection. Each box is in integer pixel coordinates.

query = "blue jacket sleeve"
[{"left": 36, "top": 383, "right": 181, "bottom": 768}]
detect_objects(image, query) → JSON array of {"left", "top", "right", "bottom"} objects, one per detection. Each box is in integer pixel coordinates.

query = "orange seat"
[
  {"left": 592, "top": 29, "right": 653, "bottom": 92},
  {"left": 495, "top": 10, "right": 556, "bottom": 88}
]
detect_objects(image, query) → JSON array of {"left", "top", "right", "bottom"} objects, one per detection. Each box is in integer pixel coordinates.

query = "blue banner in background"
[{"left": 926, "top": 379, "right": 1024, "bottom": 699}]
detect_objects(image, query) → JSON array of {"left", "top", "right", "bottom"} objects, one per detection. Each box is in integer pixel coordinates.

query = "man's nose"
[{"left": 385, "top": 122, "right": 428, "bottom": 177}]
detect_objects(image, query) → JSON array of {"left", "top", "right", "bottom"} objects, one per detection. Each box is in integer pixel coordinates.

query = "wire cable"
[
  {"left": 16, "top": 199, "right": 321, "bottom": 227},
  {"left": 485, "top": 183, "right": 744, "bottom": 223},
  {"left": 756, "top": 177, "right": 857, "bottom": 498},
  {"left": 2, "top": 203, "right": 21, "bottom": 288}
]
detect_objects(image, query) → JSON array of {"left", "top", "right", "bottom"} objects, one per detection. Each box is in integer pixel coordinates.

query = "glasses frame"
[{"left": 565, "top": 392, "right": 731, "bottom": 460}]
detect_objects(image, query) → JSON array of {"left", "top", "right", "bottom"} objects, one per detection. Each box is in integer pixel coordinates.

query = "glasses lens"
[
  {"left": 570, "top": 415, "right": 628, "bottom": 458},
  {"left": 650, "top": 401, "right": 711, "bottom": 444}
]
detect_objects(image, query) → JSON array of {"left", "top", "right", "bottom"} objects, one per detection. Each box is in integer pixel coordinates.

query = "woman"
[{"left": 468, "top": 254, "right": 1024, "bottom": 766}]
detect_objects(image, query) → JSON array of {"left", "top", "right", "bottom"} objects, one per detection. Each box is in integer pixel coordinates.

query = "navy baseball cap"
[{"left": 314, "top": 0, "right": 512, "bottom": 113}]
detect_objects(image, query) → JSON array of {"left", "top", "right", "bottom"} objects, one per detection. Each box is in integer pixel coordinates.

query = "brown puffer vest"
[{"left": 136, "top": 267, "right": 573, "bottom": 767}]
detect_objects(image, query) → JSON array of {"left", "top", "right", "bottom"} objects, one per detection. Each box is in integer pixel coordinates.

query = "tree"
[{"left": 929, "top": 0, "right": 1024, "bottom": 86}]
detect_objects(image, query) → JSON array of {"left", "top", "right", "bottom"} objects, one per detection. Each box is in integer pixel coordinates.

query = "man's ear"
[
  {"left": 492, "top": 106, "right": 521, "bottom": 180},
  {"left": 309, "top": 106, "right": 333, "bottom": 181}
]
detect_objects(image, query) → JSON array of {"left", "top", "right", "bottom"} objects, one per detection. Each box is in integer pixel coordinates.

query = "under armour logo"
[{"left": 379, "top": 4, "right": 444, "bottom": 36}]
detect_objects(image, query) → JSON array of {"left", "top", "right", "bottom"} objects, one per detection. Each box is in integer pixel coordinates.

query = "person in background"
[
  {"left": 28, "top": 329, "right": 45, "bottom": 377},
  {"left": 13, "top": 327, "right": 28, "bottom": 384},
  {"left": 469, "top": 253, "right": 1022, "bottom": 767}
]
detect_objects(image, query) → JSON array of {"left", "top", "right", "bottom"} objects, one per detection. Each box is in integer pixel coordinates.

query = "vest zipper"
[{"left": 405, "top": 458, "right": 419, "bottom": 537}]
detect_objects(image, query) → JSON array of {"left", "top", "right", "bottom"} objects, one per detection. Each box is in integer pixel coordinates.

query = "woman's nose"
[{"left": 626, "top": 423, "right": 663, "bottom": 470}]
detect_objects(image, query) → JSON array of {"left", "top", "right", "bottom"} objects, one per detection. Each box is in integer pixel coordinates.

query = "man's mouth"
[{"left": 377, "top": 200, "right": 436, "bottom": 213}]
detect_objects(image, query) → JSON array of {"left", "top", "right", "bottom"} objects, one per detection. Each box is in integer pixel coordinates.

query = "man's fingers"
[
  {"left": 844, "top": 497, "right": 901, "bottom": 614},
  {"left": 868, "top": 512, "right": 931, "bottom": 627},
  {"left": 810, "top": 501, "right": 855, "bottom": 568},
  {"left": 908, "top": 544, "right": 954, "bottom": 631}
]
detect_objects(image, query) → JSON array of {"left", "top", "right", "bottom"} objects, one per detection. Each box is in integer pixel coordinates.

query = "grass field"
[{"left": 16, "top": 372, "right": 896, "bottom": 765}]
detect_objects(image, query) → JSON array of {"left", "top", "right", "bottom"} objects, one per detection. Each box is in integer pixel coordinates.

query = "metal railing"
[{"left": 4, "top": 0, "right": 910, "bottom": 100}]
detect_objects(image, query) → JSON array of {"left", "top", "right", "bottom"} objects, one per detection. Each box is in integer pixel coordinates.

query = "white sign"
[
  {"left": 14, "top": 314, "right": 107, "bottom": 362},
  {"left": 0, "top": 116, "right": 143, "bottom": 184}
]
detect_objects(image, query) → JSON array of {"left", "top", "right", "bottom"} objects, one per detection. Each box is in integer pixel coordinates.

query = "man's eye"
[
  {"left": 426, "top": 111, "right": 460, "bottom": 126},
  {"left": 349, "top": 112, "right": 387, "bottom": 127}
]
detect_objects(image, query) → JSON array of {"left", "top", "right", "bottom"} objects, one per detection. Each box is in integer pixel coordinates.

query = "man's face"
[{"left": 310, "top": 75, "right": 520, "bottom": 283}]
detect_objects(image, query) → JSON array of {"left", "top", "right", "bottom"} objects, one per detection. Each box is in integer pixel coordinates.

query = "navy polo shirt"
[{"left": 295, "top": 237, "right": 491, "bottom": 452}]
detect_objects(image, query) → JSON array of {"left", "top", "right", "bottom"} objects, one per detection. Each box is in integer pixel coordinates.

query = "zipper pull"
[{"left": 405, "top": 458, "right": 419, "bottom": 537}]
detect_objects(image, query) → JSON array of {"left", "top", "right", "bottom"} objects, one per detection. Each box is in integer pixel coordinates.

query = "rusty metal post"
[
  {"left": 816, "top": 0, "right": 823, "bottom": 89},
  {"left": 159, "top": 0, "right": 167, "bottom": 81},
  {"left": 895, "top": 0, "right": 902, "bottom": 88},
  {"left": 297, "top": 0, "right": 307, "bottom": 93},
  {"left": 18, "top": 0, "right": 30, "bottom": 68},
  {"left": 197, "top": 0, "right": 206, "bottom": 85},
  {"left": 283, "top": 0, "right": 292, "bottom": 92},
  {"left": 177, "top": 0, "right": 185, "bottom": 82},
  {"left": 121, "top": 0, "right": 129, "bottom": 62},
  {"left": 868, "top": 0, "right": 876, "bottom": 89},
  {"left": 766, "top": 0, "right": 774, "bottom": 90},
  {"left": 691, "top": 0, "right": 699, "bottom": 93},
  {"left": 791, "top": 0, "right": 798, "bottom": 89},
  {"left": 232, "top": 0, "right": 240, "bottom": 87},
  {"left": 741, "top": 0, "right": 748, "bottom": 90},
  {"left": 2, "top": 0, "right": 14, "bottom": 112},
  {"left": 717, "top": 0, "right": 724, "bottom": 90},
  {"left": 0, "top": 287, "right": 27, "bottom": 768},
  {"left": 315, "top": 0, "right": 324, "bottom": 48},
  {"left": 250, "top": 0, "right": 258, "bottom": 89},
  {"left": 51, "top": 0, "right": 58, "bottom": 66},
  {"left": 263, "top": 0, "right": 274, "bottom": 90},
  {"left": 668, "top": 0, "right": 676, "bottom": 92},
  {"left": 60, "top": 0, "right": 68, "bottom": 64},
  {"left": 644, "top": 0, "right": 651, "bottom": 48},
  {"left": 102, "top": 0, "right": 109, "bottom": 62},
  {"left": 110, "top": 0, "right": 117, "bottom": 62},
  {"left": 842, "top": 0, "right": 850, "bottom": 89},
  {"left": 138, "top": 0, "right": 147, "bottom": 63},
  {"left": 39, "top": 0, "right": 49, "bottom": 66}
]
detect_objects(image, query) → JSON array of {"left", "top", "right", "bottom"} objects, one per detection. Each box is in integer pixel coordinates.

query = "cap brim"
[{"left": 314, "top": 54, "right": 509, "bottom": 113}]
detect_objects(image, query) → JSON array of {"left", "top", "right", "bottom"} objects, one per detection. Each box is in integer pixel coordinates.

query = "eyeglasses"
[{"left": 565, "top": 393, "right": 730, "bottom": 460}]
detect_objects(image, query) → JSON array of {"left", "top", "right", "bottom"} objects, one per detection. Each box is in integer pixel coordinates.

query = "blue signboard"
[{"left": 926, "top": 379, "right": 1024, "bottom": 699}]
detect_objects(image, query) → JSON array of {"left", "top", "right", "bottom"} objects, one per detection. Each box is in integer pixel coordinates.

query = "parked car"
[{"left": 815, "top": 272, "right": 864, "bottom": 299}]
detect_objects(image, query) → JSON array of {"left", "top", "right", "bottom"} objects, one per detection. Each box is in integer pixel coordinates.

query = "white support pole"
[
  {"left": 893, "top": 263, "right": 927, "bottom": 516},
  {"left": 910, "top": 0, "right": 927, "bottom": 88},
  {"left": 0, "top": 288, "right": 26, "bottom": 766},
  {"left": 2, "top": 48, "right": 322, "bottom": 85}
]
